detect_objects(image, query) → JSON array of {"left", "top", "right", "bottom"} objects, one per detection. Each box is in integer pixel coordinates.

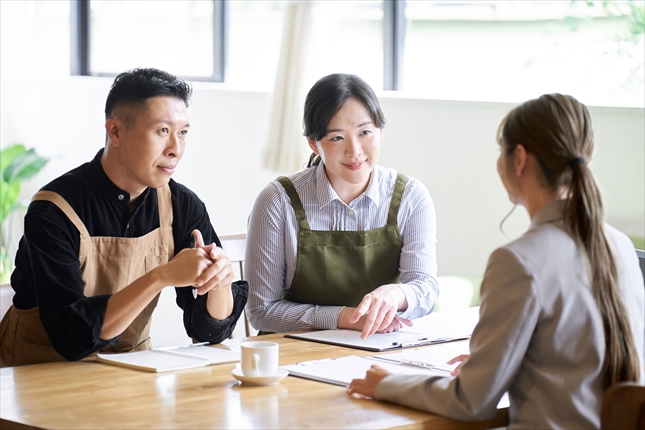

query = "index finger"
[{"left": 349, "top": 296, "right": 373, "bottom": 324}]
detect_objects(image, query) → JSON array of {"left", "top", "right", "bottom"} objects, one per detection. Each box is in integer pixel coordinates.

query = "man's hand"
[
  {"left": 346, "top": 365, "right": 391, "bottom": 399},
  {"left": 150, "top": 242, "right": 213, "bottom": 289},
  {"left": 338, "top": 284, "right": 410, "bottom": 339},
  {"left": 190, "top": 230, "right": 236, "bottom": 296}
]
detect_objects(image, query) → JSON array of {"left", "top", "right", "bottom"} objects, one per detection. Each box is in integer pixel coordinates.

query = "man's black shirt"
[{"left": 11, "top": 149, "right": 247, "bottom": 360}]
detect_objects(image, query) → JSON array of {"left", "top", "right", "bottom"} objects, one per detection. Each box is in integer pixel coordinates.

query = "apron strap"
[
  {"left": 156, "top": 186, "right": 173, "bottom": 228},
  {"left": 387, "top": 173, "right": 408, "bottom": 227},
  {"left": 276, "top": 176, "right": 310, "bottom": 231},
  {"left": 31, "top": 191, "right": 90, "bottom": 240}
]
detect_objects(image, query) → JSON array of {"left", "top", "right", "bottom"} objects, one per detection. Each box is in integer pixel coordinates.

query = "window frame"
[
  {"left": 383, "top": 0, "right": 405, "bottom": 91},
  {"left": 70, "top": 0, "right": 228, "bottom": 82}
]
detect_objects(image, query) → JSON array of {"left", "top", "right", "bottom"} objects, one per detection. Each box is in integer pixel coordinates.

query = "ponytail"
[{"left": 566, "top": 161, "right": 640, "bottom": 386}]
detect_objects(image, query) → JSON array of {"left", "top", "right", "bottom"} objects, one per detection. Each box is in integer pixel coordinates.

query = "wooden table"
[{"left": 0, "top": 333, "right": 508, "bottom": 429}]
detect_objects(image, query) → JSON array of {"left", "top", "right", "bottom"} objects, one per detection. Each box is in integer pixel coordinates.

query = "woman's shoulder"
[
  {"left": 375, "top": 166, "right": 426, "bottom": 191},
  {"left": 374, "top": 166, "right": 432, "bottom": 208},
  {"left": 253, "top": 167, "right": 317, "bottom": 210},
  {"left": 266, "top": 166, "right": 317, "bottom": 191}
]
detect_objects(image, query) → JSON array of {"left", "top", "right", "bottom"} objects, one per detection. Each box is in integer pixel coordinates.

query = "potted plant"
[{"left": 0, "top": 144, "right": 48, "bottom": 283}]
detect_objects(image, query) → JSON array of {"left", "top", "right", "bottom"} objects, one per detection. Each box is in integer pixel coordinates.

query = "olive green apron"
[
  {"left": 278, "top": 173, "right": 407, "bottom": 307},
  {"left": 0, "top": 186, "right": 174, "bottom": 366}
]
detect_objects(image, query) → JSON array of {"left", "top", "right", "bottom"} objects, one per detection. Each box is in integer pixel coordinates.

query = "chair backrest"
[
  {"left": 219, "top": 233, "right": 252, "bottom": 337},
  {"left": 637, "top": 249, "right": 645, "bottom": 288},
  {"left": 601, "top": 382, "right": 645, "bottom": 430},
  {"left": 0, "top": 283, "right": 15, "bottom": 322}
]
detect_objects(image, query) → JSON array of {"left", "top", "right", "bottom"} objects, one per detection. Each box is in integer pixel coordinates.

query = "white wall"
[
  {"left": 3, "top": 76, "right": 643, "bottom": 277},
  {"left": 2, "top": 77, "right": 643, "bottom": 346}
]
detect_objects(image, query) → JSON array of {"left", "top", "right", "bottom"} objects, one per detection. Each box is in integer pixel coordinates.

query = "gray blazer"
[{"left": 375, "top": 200, "right": 645, "bottom": 429}]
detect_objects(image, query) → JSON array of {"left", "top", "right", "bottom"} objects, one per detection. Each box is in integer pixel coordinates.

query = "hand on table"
[
  {"left": 346, "top": 364, "right": 391, "bottom": 399},
  {"left": 341, "top": 284, "right": 411, "bottom": 339},
  {"left": 447, "top": 353, "right": 470, "bottom": 376}
]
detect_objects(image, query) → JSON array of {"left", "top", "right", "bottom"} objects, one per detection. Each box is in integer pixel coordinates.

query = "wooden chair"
[
  {"left": 0, "top": 283, "right": 15, "bottom": 322},
  {"left": 601, "top": 382, "right": 645, "bottom": 430},
  {"left": 219, "top": 233, "right": 253, "bottom": 337}
]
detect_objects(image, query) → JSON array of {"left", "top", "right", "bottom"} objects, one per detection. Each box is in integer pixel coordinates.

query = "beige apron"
[{"left": 0, "top": 186, "right": 174, "bottom": 366}]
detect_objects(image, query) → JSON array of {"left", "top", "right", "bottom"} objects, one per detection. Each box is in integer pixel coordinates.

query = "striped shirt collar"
[{"left": 315, "top": 163, "right": 381, "bottom": 209}]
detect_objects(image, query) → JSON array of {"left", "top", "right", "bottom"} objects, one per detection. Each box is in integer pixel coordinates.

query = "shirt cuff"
[
  {"left": 313, "top": 306, "right": 344, "bottom": 330},
  {"left": 189, "top": 281, "right": 249, "bottom": 343},
  {"left": 396, "top": 283, "right": 418, "bottom": 320}
]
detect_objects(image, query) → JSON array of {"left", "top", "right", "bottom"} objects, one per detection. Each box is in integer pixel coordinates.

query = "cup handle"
[{"left": 251, "top": 353, "right": 261, "bottom": 377}]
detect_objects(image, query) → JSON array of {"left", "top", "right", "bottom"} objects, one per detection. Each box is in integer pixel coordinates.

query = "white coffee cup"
[{"left": 240, "top": 341, "right": 279, "bottom": 377}]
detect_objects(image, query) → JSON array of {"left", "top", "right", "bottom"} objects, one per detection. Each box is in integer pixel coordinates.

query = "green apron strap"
[
  {"left": 276, "top": 176, "right": 311, "bottom": 231},
  {"left": 387, "top": 173, "right": 408, "bottom": 227}
]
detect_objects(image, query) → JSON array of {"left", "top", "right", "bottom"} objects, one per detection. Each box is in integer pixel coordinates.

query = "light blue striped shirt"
[{"left": 246, "top": 163, "right": 438, "bottom": 332}]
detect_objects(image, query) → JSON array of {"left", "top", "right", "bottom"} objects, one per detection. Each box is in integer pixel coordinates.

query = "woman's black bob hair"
[{"left": 303, "top": 73, "right": 386, "bottom": 167}]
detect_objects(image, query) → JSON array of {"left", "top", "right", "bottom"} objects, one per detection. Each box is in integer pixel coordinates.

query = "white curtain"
[{"left": 261, "top": 1, "right": 314, "bottom": 173}]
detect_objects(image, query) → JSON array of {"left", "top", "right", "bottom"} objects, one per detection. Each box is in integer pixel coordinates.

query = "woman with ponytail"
[{"left": 347, "top": 94, "right": 644, "bottom": 428}]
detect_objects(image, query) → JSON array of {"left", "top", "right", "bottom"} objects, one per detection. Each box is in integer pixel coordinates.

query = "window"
[
  {"left": 74, "top": 0, "right": 225, "bottom": 81},
  {"left": 226, "top": 1, "right": 286, "bottom": 89},
  {"left": 309, "top": 1, "right": 384, "bottom": 92},
  {"left": 0, "top": 1, "right": 70, "bottom": 79},
  {"left": 3, "top": 0, "right": 642, "bottom": 107},
  {"left": 403, "top": 1, "right": 644, "bottom": 107}
]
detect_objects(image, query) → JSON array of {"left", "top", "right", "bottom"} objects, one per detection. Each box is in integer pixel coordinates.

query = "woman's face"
[{"left": 308, "top": 98, "right": 382, "bottom": 203}]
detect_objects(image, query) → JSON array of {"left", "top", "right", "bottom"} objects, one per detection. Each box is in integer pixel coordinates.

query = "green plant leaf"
[
  {"left": 3, "top": 149, "right": 48, "bottom": 183},
  {"left": 0, "top": 144, "right": 27, "bottom": 175},
  {"left": 0, "top": 179, "right": 21, "bottom": 223}
]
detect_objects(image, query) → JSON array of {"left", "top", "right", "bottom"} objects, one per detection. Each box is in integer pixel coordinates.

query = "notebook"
[{"left": 96, "top": 345, "right": 240, "bottom": 373}]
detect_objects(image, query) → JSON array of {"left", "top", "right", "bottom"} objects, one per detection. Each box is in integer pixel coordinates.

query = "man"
[{"left": 0, "top": 68, "right": 247, "bottom": 366}]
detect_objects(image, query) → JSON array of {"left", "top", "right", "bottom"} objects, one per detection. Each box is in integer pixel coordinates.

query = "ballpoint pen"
[
  {"left": 369, "top": 356, "right": 452, "bottom": 373},
  {"left": 391, "top": 338, "right": 429, "bottom": 348},
  {"left": 191, "top": 234, "right": 198, "bottom": 299},
  {"left": 399, "top": 359, "right": 451, "bottom": 373}
]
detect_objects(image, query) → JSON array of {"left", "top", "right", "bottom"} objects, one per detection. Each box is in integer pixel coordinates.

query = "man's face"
[{"left": 113, "top": 96, "right": 189, "bottom": 197}]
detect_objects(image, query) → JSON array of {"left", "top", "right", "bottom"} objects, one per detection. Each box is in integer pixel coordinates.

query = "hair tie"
[{"left": 568, "top": 157, "right": 586, "bottom": 168}]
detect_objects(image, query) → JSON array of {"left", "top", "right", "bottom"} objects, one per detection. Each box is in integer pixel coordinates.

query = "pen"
[
  {"left": 191, "top": 234, "right": 198, "bottom": 299},
  {"left": 368, "top": 356, "right": 452, "bottom": 373},
  {"left": 392, "top": 338, "right": 429, "bottom": 348},
  {"left": 159, "top": 341, "right": 209, "bottom": 351},
  {"left": 400, "top": 359, "right": 452, "bottom": 373}
]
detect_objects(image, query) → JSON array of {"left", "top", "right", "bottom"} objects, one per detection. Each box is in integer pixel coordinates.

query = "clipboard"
[
  {"left": 280, "top": 343, "right": 468, "bottom": 386},
  {"left": 285, "top": 329, "right": 468, "bottom": 352}
]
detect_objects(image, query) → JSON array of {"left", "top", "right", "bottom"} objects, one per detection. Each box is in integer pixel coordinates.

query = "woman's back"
[
  {"left": 372, "top": 201, "right": 644, "bottom": 429},
  {"left": 488, "top": 200, "right": 645, "bottom": 428}
]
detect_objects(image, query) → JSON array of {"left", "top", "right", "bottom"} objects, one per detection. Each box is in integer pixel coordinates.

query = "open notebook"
[{"left": 97, "top": 345, "right": 239, "bottom": 373}]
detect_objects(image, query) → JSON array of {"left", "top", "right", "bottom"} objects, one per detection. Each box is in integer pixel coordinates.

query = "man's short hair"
[{"left": 104, "top": 68, "right": 192, "bottom": 121}]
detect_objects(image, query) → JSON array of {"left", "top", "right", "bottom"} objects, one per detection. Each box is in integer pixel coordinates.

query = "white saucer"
[{"left": 231, "top": 368, "right": 289, "bottom": 386}]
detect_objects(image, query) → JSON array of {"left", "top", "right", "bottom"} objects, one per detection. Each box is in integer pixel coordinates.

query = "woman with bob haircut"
[
  {"left": 246, "top": 73, "right": 438, "bottom": 338},
  {"left": 347, "top": 94, "right": 644, "bottom": 428}
]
